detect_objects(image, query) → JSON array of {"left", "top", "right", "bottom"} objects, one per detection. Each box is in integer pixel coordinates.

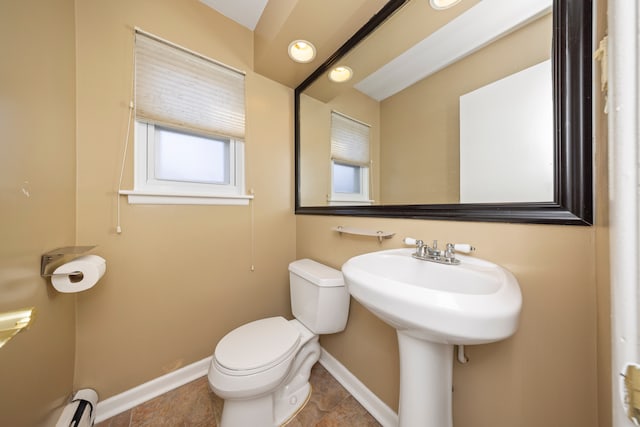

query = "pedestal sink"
[{"left": 341, "top": 248, "right": 522, "bottom": 427}]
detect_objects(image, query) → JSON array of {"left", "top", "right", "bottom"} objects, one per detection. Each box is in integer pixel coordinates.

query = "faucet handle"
[
  {"left": 403, "top": 237, "right": 422, "bottom": 246},
  {"left": 444, "top": 243, "right": 455, "bottom": 259},
  {"left": 452, "top": 243, "right": 475, "bottom": 254},
  {"left": 403, "top": 237, "right": 427, "bottom": 256}
]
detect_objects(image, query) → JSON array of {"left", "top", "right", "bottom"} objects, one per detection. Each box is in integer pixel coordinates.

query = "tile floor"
[{"left": 95, "top": 363, "right": 382, "bottom": 427}]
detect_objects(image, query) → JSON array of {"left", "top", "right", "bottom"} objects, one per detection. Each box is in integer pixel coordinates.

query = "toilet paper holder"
[{"left": 40, "top": 246, "right": 96, "bottom": 278}]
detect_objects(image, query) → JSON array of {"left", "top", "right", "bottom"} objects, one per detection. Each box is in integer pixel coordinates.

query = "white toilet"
[{"left": 208, "top": 259, "right": 350, "bottom": 427}]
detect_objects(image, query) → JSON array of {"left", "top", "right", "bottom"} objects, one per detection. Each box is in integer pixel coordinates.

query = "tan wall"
[
  {"left": 299, "top": 90, "right": 381, "bottom": 206},
  {"left": 380, "top": 14, "right": 551, "bottom": 204},
  {"left": 73, "top": 0, "right": 296, "bottom": 399},
  {"left": 297, "top": 216, "right": 598, "bottom": 426},
  {"left": 296, "top": 10, "right": 609, "bottom": 422},
  {"left": 296, "top": 7, "right": 610, "bottom": 427},
  {"left": 299, "top": 94, "right": 332, "bottom": 206},
  {"left": 0, "top": 0, "right": 77, "bottom": 426},
  {"left": 0, "top": 1, "right": 611, "bottom": 426}
]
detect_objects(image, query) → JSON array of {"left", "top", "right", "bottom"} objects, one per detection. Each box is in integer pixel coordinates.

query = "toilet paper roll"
[{"left": 51, "top": 255, "right": 106, "bottom": 293}]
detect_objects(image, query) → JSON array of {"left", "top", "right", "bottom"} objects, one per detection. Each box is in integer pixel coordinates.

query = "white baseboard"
[
  {"left": 94, "top": 356, "right": 212, "bottom": 423},
  {"left": 319, "top": 349, "right": 398, "bottom": 427},
  {"left": 94, "top": 348, "right": 398, "bottom": 427}
]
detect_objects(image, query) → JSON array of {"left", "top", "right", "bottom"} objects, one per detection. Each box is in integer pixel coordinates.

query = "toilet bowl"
[{"left": 208, "top": 259, "right": 350, "bottom": 427}]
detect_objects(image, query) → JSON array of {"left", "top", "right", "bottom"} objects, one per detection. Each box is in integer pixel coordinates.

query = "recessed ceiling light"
[
  {"left": 429, "top": 0, "right": 462, "bottom": 10},
  {"left": 328, "top": 66, "right": 353, "bottom": 83},
  {"left": 288, "top": 40, "right": 316, "bottom": 63}
]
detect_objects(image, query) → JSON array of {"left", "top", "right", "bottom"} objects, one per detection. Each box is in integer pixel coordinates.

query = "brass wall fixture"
[{"left": 0, "top": 307, "right": 36, "bottom": 349}]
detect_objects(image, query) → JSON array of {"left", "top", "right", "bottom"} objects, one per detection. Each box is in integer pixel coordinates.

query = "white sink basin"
[
  {"left": 342, "top": 247, "right": 523, "bottom": 427},
  {"left": 342, "top": 249, "right": 522, "bottom": 427},
  {"left": 342, "top": 248, "right": 522, "bottom": 345}
]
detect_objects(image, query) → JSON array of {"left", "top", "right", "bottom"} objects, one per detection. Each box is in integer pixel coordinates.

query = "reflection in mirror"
[
  {"left": 295, "top": 0, "right": 593, "bottom": 225},
  {"left": 459, "top": 59, "right": 553, "bottom": 203}
]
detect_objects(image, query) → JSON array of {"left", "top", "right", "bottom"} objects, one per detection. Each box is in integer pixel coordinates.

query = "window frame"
[
  {"left": 122, "top": 121, "right": 250, "bottom": 205},
  {"left": 328, "top": 111, "right": 373, "bottom": 206}
]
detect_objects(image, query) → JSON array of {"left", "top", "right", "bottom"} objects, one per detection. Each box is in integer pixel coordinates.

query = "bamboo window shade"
[{"left": 134, "top": 31, "right": 245, "bottom": 140}]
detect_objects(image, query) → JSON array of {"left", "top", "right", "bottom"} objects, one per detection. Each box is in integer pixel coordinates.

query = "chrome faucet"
[{"left": 403, "top": 237, "right": 475, "bottom": 265}]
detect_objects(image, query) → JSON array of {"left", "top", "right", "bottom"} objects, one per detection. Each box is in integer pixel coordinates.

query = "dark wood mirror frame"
[{"left": 294, "top": 0, "right": 593, "bottom": 225}]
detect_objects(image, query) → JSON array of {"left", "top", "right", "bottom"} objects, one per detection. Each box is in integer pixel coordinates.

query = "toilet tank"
[{"left": 288, "top": 259, "right": 350, "bottom": 334}]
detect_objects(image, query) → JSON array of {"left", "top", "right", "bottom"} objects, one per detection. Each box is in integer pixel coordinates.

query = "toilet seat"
[{"left": 214, "top": 316, "right": 301, "bottom": 376}]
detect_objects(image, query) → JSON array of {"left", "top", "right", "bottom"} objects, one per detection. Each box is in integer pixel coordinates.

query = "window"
[
  {"left": 329, "top": 111, "right": 372, "bottom": 205},
  {"left": 126, "top": 31, "right": 249, "bottom": 205},
  {"left": 333, "top": 162, "right": 362, "bottom": 193},
  {"left": 135, "top": 122, "right": 244, "bottom": 198}
]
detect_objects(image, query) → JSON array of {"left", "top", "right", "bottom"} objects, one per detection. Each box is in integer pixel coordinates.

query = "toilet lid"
[{"left": 215, "top": 317, "right": 300, "bottom": 373}]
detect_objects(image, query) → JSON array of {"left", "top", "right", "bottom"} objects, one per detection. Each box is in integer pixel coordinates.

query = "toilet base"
[
  {"left": 275, "top": 382, "right": 311, "bottom": 425},
  {"left": 219, "top": 394, "right": 273, "bottom": 427},
  {"left": 215, "top": 323, "right": 321, "bottom": 427},
  {"left": 218, "top": 382, "right": 311, "bottom": 427}
]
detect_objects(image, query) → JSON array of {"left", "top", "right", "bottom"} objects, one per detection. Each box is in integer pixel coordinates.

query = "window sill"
[
  {"left": 328, "top": 199, "right": 374, "bottom": 206},
  {"left": 119, "top": 190, "right": 253, "bottom": 205}
]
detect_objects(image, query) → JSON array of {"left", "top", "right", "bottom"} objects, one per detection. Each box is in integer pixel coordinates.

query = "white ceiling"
[
  {"left": 199, "top": 0, "right": 268, "bottom": 30},
  {"left": 197, "top": 0, "right": 388, "bottom": 89},
  {"left": 355, "top": 0, "right": 553, "bottom": 101},
  {"left": 198, "top": 0, "right": 553, "bottom": 100}
]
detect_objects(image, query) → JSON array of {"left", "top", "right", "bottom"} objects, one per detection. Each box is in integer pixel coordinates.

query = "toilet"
[{"left": 208, "top": 259, "right": 350, "bottom": 427}]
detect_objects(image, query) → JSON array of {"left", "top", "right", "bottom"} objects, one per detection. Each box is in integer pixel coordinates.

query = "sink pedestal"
[
  {"left": 342, "top": 248, "right": 522, "bottom": 427},
  {"left": 397, "top": 332, "right": 453, "bottom": 427}
]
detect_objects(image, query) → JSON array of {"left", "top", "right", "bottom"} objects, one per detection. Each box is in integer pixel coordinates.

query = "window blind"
[
  {"left": 330, "top": 111, "right": 370, "bottom": 166},
  {"left": 135, "top": 31, "right": 245, "bottom": 140}
]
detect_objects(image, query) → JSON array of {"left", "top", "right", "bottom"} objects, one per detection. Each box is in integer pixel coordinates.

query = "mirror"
[{"left": 295, "top": 0, "right": 592, "bottom": 225}]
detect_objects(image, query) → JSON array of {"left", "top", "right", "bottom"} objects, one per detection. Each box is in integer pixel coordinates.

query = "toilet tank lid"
[{"left": 288, "top": 259, "right": 344, "bottom": 287}]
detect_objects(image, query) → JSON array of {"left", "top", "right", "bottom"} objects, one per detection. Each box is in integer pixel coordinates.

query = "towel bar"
[{"left": 333, "top": 226, "right": 395, "bottom": 243}]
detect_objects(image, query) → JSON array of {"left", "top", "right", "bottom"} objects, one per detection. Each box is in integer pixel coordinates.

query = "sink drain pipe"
[{"left": 456, "top": 345, "right": 469, "bottom": 364}]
